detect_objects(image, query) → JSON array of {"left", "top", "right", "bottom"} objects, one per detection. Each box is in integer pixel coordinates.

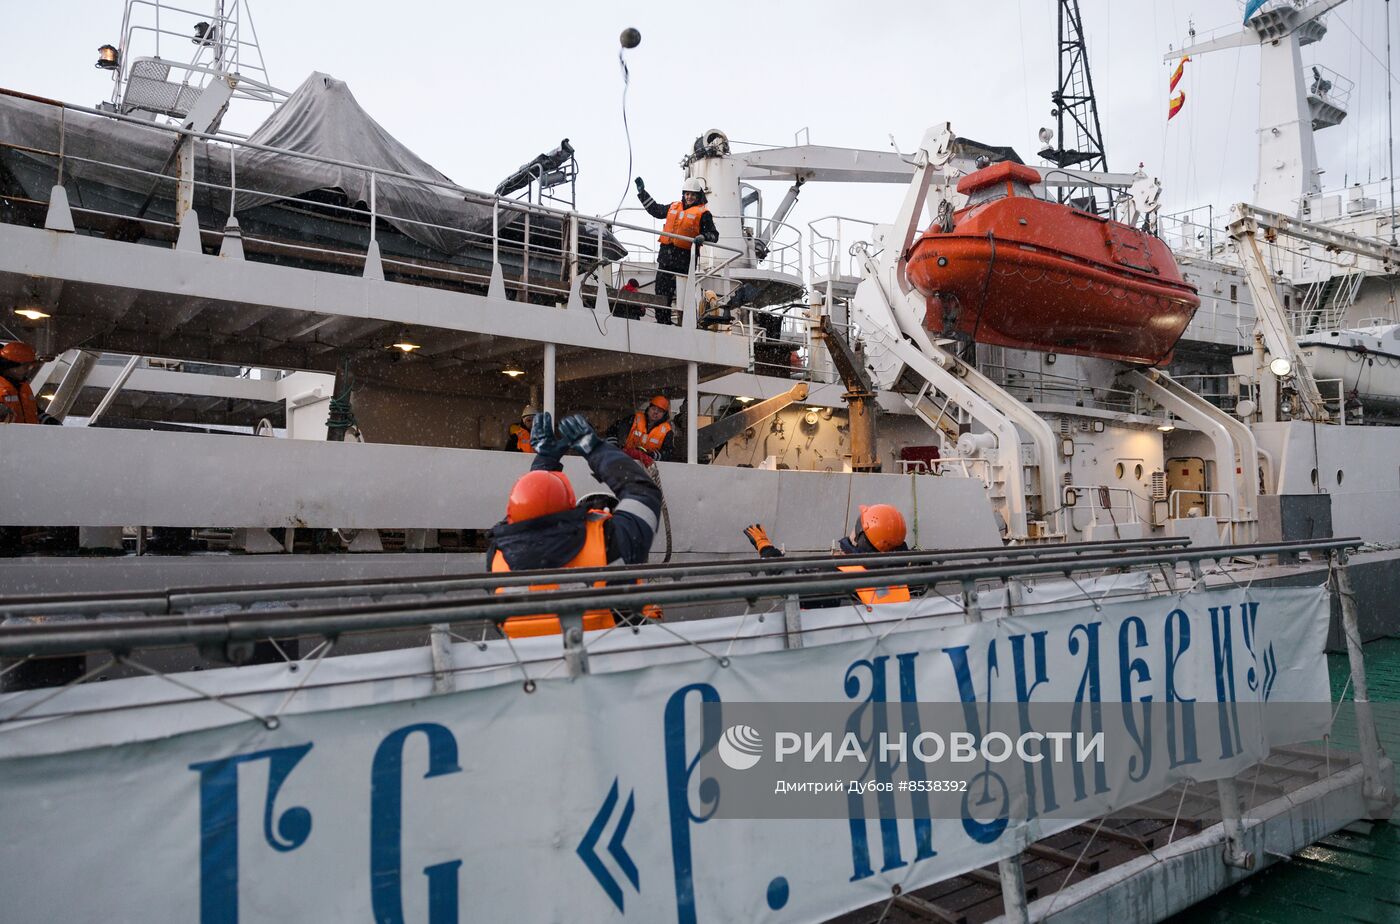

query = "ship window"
[
  {"left": 1230, "top": 284, "right": 1238, "bottom": 303},
  {"left": 1115, "top": 462, "right": 1125, "bottom": 479},
  {"left": 1134, "top": 463, "right": 1144, "bottom": 480},
  {"left": 1310, "top": 468, "right": 1318, "bottom": 486},
  {"left": 1337, "top": 469, "right": 1344, "bottom": 485}
]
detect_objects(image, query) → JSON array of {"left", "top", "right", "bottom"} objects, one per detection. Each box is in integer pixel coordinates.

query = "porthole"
[
  {"left": 1337, "top": 469, "right": 1344, "bottom": 486},
  {"left": 1310, "top": 468, "right": 1318, "bottom": 486},
  {"left": 1134, "top": 463, "right": 1144, "bottom": 480},
  {"left": 1115, "top": 462, "right": 1125, "bottom": 479}
]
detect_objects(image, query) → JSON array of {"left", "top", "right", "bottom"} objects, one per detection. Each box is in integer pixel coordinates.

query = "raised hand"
[
  {"left": 559, "top": 414, "right": 602, "bottom": 456},
  {"left": 530, "top": 411, "right": 569, "bottom": 458}
]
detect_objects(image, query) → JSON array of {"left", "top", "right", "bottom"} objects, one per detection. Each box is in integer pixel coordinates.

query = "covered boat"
[{"left": 905, "top": 161, "right": 1200, "bottom": 366}]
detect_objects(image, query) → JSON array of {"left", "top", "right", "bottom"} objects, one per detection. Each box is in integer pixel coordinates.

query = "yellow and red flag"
[
  {"left": 1169, "top": 55, "right": 1190, "bottom": 91},
  {"left": 1168, "top": 56, "right": 1189, "bottom": 121}
]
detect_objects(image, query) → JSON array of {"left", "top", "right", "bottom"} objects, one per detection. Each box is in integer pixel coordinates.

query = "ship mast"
[{"left": 1038, "top": 0, "right": 1110, "bottom": 213}]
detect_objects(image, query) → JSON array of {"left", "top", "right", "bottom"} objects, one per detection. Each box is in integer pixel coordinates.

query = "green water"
[{"left": 1166, "top": 639, "right": 1400, "bottom": 923}]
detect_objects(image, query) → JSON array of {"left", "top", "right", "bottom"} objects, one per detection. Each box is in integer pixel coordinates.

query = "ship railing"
[
  {"left": 807, "top": 215, "right": 881, "bottom": 285},
  {"left": 1062, "top": 484, "right": 1145, "bottom": 531},
  {"left": 1161, "top": 373, "right": 1244, "bottom": 414},
  {"left": 733, "top": 305, "right": 839, "bottom": 384},
  {"left": 977, "top": 361, "right": 1140, "bottom": 414},
  {"left": 1167, "top": 489, "right": 1234, "bottom": 522},
  {"left": 1306, "top": 65, "right": 1353, "bottom": 111},
  {"left": 1157, "top": 205, "right": 1224, "bottom": 257},
  {"left": 899, "top": 456, "right": 993, "bottom": 481},
  {"left": 0, "top": 87, "right": 745, "bottom": 333},
  {"left": 0, "top": 538, "right": 1360, "bottom": 660}
]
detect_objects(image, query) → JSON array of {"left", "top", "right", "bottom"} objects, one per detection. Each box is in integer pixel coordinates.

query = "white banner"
[{"left": 0, "top": 585, "right": 1331, "bottom": 923}]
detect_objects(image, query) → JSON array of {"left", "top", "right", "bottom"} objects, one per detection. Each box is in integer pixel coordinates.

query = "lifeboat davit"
[{"left": 905, "top": 162, "right": 1200, "bottom": 366}]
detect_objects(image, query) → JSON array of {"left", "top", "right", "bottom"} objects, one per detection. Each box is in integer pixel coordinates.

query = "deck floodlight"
[
  {"left": 1269, "top": 357, "right": 1293, "bottom": 377},
  {"left": 391, "top": 340, "right": 421, "bottom": 353},
  {"left": 95, "top": 45, "right": 120, "bottom": 70},
  {"left": 502, "top": 368, "right": 525, "bottom": 378},
  {"left": 14, "top": 308, "right": 51, "bottom": 321},
  {"left": 192, "top": 22, "right": 218, "bottom": 46},
  {"left": 1157, "top": 412, "right": 1176, "bottom": 432}
]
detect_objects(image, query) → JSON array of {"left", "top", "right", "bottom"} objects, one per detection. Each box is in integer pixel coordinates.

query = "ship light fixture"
[
  {"left": 736, "top": 395, "right": 755, "bottom": 403},
  {"left": 95, "top": 45, "right": 120, "bottom": 70},
  {"left": 14, "top": 308, "right": 51, "bottom": 321},
  {"left": 391, "top": 340, "right": 421, "bottom": 353},
  {"left": 39, "top": 392, "right": 56, "bottom": 402},
  {"left": 1157, "top": 413, "right": 1176, "bottom": 433},
  {"left": 1269, "top": 357, "right": 1293, "bottom": 377},
  {"left": 502, "top": 368, "right": 525, "bottom": 378}
]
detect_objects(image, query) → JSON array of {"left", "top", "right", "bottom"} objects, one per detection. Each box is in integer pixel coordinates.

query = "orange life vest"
[
  {"left": 492, "top": 511, "right": 616, "bottom": 638},
  {"left": 0, "top": 378, "right": 39, "bottom": 425},
  {"left": 512, "top": 425, "right": 534, "bottom": 453},
  {"left": 837, "top": 564, "right": 912, "bottom": 606},
  {"left": 658, "top": 202, "right": 709, "bottom": 250},
  {"left": 625, "top": 412, "right": 672, "bottom": 455}
]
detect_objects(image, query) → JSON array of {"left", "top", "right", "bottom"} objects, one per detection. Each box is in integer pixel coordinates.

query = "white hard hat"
[
  {"left": 521, "top": 405, "right": 539, "bottom": 419},
  {"left": 682, "top": 177, "right": 706, "bottom": 193}
]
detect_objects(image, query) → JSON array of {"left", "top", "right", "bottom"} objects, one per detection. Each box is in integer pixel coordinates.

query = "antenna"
[{"left": 1038, "top": 0, "right": 1110, "bottom": 213}]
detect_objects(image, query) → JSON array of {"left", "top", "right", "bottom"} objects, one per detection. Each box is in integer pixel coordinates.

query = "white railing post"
[
  {"left": 543, "top": 343, "right": 556, "bottom": 419},
  {"left": 681, "top": 244, "right": 699, "bottom": 328},
  {"left": 368, "top": 171, "right": 377, "bottom": 243}
]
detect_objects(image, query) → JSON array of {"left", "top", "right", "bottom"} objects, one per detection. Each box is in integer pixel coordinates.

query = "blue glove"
[
  {"left": 559, "top": 414, "right": 602, "bottom": 456},
  {"left": 530, "top": 411, "right": 569, "bottom": 458},
  {"left": 634, "top": 177, "right": 646, "bottom": 193}
]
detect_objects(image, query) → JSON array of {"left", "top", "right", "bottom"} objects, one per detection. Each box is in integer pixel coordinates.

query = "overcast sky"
[{"left": 3, "top": 0, "right": 1396, "bottom": 233}]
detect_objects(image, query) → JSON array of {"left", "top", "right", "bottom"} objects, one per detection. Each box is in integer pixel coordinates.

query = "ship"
[{"left": 1, "top": 1, "right": 1398, "bottom": 922}]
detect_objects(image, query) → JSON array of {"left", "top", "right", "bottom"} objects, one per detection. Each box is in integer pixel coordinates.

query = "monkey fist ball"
[{"left": 620, "top": 27, "right": 641, "bottom": 49}]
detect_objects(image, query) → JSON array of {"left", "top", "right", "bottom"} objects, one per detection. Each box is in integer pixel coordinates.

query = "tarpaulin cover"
[
  {"left": 234, "top": 72, "right": 494, "bottom": 253},
  {"left": 0, "top": 72, "right": 497, "bottom": 254}
]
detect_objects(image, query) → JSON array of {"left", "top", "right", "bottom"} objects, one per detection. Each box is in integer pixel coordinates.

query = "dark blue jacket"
[{"left": 486, "top": 442, "right": 662, "bottom": 570}]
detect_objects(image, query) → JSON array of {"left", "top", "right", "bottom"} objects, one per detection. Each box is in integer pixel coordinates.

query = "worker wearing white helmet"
[
  {"left": 634, "top": 175, "right": 719, "bottom": 325},
  {"left": 504, "top": 405, "right": 540, "bottom": 453}
]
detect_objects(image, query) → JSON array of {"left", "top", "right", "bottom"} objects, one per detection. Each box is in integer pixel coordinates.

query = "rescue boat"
[{"left": 905, "top": 161, "right": 1200, "bottom": 366}]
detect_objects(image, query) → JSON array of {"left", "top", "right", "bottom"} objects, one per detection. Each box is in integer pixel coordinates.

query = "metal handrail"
[
  {"left": 0, "top": 538, "right": 1190, "bottom": 620},
  {"left": 1169, "top": 489, "right": 1232, "bottom": 520},
  {"left": 1064, "top": 484, "right": 1144, "bottom": 525},
  {"left": 0, "top": 86, "right": 752, "bottom": 328},
  {"left": 0, "top": 538, "right": 1362, "bottom": 657}
]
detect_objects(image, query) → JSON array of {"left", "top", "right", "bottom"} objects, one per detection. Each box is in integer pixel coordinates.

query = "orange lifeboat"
[{"left": 905, "top": 162, "right": 1200, "bottom": 366}]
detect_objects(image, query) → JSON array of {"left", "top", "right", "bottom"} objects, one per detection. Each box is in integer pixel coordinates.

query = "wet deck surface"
[{"left": 1164, "top": 639, "right": 1400, "bottom": 924}]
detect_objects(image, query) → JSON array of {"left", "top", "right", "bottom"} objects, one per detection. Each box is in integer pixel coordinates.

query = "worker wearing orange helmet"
[
  {"left": 0, "top": 341, "right": 46, "bottom": 425},
  {"left": 609, "top": 395, "right": 675, "bottom": 463},
  {"left": 743, "top": 504, "right": 913, "bottom": 606},
  {"left": 486, "top": 411, "right": 663, "bottom": 637}
]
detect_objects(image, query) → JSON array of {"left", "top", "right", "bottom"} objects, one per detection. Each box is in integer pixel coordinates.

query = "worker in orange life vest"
[
  {"left": 609, "top": 395, "right": 675, "bottom": 463},
  {"left": 504, "top": 405, "right": 538, "bottom": 453},
  {"left": 635, "top": 175, "right": 719, "bottom": 325},
  {"left": 743, "top": 504, "right": 913, "bottom": 606},
  {"left": 486, "top": 411, "right": 663, "bottom": 637},
  {"left": 0, "top": 341, "right": 47, "bottom": 425}
]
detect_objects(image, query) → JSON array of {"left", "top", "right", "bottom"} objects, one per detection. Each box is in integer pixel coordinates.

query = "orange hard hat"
[
  {"left": 648, "top": 395, "right": 670, "bottom": 413},
  {"left": 0, "top": 341, "right": 37, "bottom": 365},
  {"left": 506, "top": 469, "right": 576, "bottom": 524},
  {"left": 858, "top": 504, "right": 907, "bottom": 552}
]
